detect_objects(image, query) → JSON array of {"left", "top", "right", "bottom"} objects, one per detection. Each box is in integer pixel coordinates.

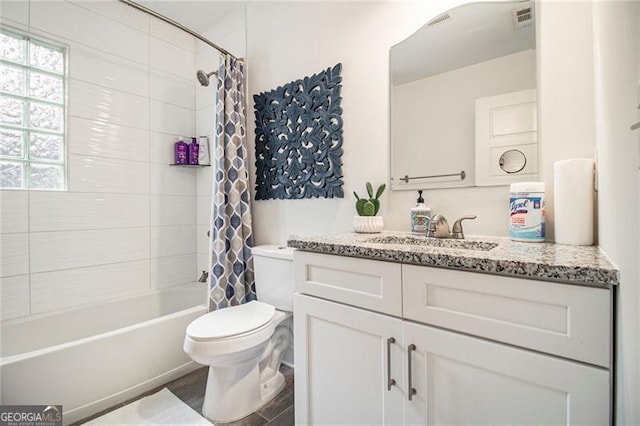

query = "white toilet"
[{"left": 183, "top": 245, "right": 295, "bottom": 423}]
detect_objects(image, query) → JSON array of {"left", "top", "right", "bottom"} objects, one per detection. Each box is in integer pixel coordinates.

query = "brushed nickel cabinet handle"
[
  {"left": 387, "top": 337, "right": 396, "bottom": 391},
  {"left": 408, "top": 344, "right": 417, "bottom": 401}
]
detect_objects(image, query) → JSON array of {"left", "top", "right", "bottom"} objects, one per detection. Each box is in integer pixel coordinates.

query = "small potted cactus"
[{"left": 353, "top": 182, "right": 385, "bottom": 233}]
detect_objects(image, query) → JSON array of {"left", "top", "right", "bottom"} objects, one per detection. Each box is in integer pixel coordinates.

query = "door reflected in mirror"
[{"left": 390, "top": 1, "right": 536, "bottom": 190}]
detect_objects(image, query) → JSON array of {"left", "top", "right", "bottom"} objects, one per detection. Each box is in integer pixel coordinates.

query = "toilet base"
[{"left": 202, "top": 366, "right": 286, "bottom": 423}]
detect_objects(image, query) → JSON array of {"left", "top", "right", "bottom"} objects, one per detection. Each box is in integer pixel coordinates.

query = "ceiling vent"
[
  {"left": 512, "top": 6, "right": 533, "bottom": 30},
  {"left": 427, "top": 12, "right": 452, "bottom": 28}
]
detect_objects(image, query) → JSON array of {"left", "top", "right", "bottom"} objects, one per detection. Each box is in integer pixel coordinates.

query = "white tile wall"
[
  {"left": 69, "top": 42, "right": 150, "bottom": 98},
  {"left": 0, "top": 0, "right": 29, "bottom": 28},
  {"left": 150, "top": 163, "right": 197, "bottom": 196},
  {"left": 31, "top": 260, "right": 150, "bottom": 314},
  {"left": 150, "top": 36, "right": 195, "bottom": 80},
  {"left": 1, "top": 0, "right": 202, "bottom": 320},
  {"left": 150, "top": 254, "right": 198, "bottom": 289},
  {"left": 68, "top": 155, "right": 150, "bottom": 194},
  {"left": 1, "top": 234, "right": 29, "bottom": 277},
  {"left": 151, "top": 225, "right": 197, "bottom": 258},
  {"left": 30, "top": 228, "right": 150, "bottom": 273},
  {"left": 151, "top": 195, "right": 197, "bottom": 226},
  {"left": 1, "top": 275, "right": 30, "bottom": 320},
  {"left": 65, "top": 0, "right": 150, "bottom": 33},
  {"left": 30, "top": 192, "right": 150, "bottom": 232},
  {"left": 150, "top": 70, "right": 196, "bottom": 109},
  {"left": 29, "top": 1, "right": 149, "bottom": 64},
  {"left": 150, "top": 19, "right": 195, "bottom": 53},
  {"left": 0, "top": 190, "right": 29, "bottom": 234},
  {"left": 150, "top": 100, "right": 196, "bottom": 136},
  {"left": 150, "top": 132, "right": 182, "bottom": 165},
  {"left": 68, "top": 117, "right": 151, "bottom": 162},
  {"left": 69, "top": 80, "right": 150, "bottom": 130}
]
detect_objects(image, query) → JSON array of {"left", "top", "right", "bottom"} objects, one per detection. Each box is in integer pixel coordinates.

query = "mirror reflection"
[{"left": 390, "top": 1, "right": 536, "bottom": 190}]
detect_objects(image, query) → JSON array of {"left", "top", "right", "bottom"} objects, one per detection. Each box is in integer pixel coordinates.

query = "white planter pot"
[{"left": 353, "top": 215, "right": 384, "bottom": 233}]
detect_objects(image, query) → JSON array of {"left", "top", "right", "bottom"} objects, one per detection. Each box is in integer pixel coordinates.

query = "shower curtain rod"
[{"left": 118, "top": 0, "right": 235, "bottom": 59}]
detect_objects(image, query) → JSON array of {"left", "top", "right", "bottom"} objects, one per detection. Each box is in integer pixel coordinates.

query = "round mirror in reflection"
[{"left": 499, "top": 149, "right": 527, "bottom": 174}]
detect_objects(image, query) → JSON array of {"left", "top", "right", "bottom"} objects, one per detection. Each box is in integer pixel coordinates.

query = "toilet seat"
[{"left": 186, "top": 301, "right": 275, "bottom": 342}]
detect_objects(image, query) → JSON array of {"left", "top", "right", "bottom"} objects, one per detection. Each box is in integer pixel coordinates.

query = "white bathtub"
[{"left": 0, "top": 284, "right": 207, "bottom": 424}]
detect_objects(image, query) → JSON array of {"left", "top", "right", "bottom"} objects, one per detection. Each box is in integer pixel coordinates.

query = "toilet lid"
[{"left": 186, "top": 301, "right": 275, "bottom": 340}]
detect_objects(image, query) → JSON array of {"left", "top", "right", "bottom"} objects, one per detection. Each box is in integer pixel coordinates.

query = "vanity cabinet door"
[
  {"left": 294, "top": 293, "right": 404, "bottom": 425},
  {"left": 403, "top": 321, "right": 609, "bottom": 426}
]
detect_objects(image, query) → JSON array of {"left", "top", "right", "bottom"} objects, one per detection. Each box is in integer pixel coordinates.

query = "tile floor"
[{"left": 74, "top": 365, "right": 294, "bottom": 425}]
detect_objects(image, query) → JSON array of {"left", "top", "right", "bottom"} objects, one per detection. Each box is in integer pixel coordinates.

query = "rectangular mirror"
[{"left": 390, "top": 0, "right": 536, "bottom": 190}]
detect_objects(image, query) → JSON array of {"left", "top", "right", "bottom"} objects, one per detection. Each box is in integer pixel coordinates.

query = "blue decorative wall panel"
[{"left": 253, "top": 63, "right": 344, "bottom": 200}]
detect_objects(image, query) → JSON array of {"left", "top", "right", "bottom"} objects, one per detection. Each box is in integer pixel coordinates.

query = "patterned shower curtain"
[{"left": 209, "top": 55, "right": 256, "bottom": 311}]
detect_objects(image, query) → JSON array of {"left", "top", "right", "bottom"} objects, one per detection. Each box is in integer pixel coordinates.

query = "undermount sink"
[{"left": 366, "top": 235, "right": 499, "bottom": 252}]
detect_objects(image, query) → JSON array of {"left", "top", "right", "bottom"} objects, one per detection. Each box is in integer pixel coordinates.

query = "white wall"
[
  {"left": 592, "top": 1, "right": 640, "bottom": 424},
  {"left": 537, "top": 0, "right": 597, "bottom": 241},
  {"left": 246, "top": 1, "right": 596, "bottom": 245},
  {"left": 0, "top": 0, "right": 199, "bottom": 320},
  {"left": 392, "top": 49, "right": 536, "bottom": 190}
]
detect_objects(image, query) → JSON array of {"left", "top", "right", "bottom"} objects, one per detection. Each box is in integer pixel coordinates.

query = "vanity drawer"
[
  {"left": 402, "top": 264, "right": 610, "bottom": 367},
  {"left": 294, "top": 251, "right": 402, "bottom": 317}
]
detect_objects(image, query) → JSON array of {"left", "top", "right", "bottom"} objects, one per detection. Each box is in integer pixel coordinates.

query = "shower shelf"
[{"left": 169, "top": 164, "right": 211, "bottom": 168}]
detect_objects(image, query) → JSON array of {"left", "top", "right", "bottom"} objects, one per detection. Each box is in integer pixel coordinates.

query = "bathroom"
[{"left": 0, "top": 0, "right": 638, "bottom": 425}]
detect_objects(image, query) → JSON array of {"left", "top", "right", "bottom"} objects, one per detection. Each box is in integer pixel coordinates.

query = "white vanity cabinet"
[{"left": 294, "top": 251, "right": 612, "bottom": 425}]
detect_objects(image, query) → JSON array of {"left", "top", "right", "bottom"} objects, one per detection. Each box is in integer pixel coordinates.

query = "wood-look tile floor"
[{"left": 74, "top": 365, "right": 294, "bottom": 426}]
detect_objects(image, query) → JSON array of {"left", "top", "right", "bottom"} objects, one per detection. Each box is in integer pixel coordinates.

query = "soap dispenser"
[{"left": 411, "top": 190, "right": 431, "bottom": 234}]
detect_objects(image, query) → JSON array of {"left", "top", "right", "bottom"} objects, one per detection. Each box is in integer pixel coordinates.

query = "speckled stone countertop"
[{"left": 287, "top": 231, "right": 619, "bottom": 288}]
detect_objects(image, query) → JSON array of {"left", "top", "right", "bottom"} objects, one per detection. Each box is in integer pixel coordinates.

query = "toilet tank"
[{"left": 252, "top": 245, "right": 295, "bottom": 312}]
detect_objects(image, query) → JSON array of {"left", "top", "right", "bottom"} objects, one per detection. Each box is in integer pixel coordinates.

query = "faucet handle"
[
  {"left": 451, "top": 215, "right": 477, "bottom": 239},
  {"left": 429, "top": 214, "right": 451, "bottom": 238}
]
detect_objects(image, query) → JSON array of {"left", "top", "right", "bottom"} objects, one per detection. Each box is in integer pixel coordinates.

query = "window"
[{"left": 0, "top": 28, "right": 67, "bottom": 190}]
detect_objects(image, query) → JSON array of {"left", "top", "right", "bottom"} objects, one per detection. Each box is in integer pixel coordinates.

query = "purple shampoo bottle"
[
  {"left": 174, "top": 138, "right": 188, "bottom": 164},
  {"left": 188, "top": 137, "right": 199, "bottom": 165}
]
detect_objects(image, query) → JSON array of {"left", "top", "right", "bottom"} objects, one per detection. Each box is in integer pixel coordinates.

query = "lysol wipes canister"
[{"left": 509, "top": 182, "right": 545, "bottom": 242}]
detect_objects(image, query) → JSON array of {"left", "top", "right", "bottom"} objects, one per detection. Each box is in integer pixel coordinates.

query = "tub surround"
[{"left": 287, "top": 231, "right": 619, "bottom": 288}]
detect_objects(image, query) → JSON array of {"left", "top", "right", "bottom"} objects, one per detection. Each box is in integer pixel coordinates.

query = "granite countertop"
[{"left": 287, "top": 231, "right": 619, "bottom": 288}]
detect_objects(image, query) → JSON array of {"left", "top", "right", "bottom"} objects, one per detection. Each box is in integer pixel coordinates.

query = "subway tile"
[
  {"left": 30, "top": 228, "right": 150, "bottom": 273},
  {"left": 150, "top": 70, "right": 196, "bottom": 109},
  {"left": 150, "top": 162, "right": 197, "bottom": 196},
  {"left": 151, "top": 195, "right": 197, "bottom": 226},
  {"left": 196, "top": 104, "right": 216, "bottom": 136},
  {"left": 69, "top": 80, "right": 149, "bottom": 130},
  {"left": 150, "top": 254, "right": 198, "bottom": 289},
  {"left": 197, "top": 195, "right": 212, "bottom": 225},
  {"left": 68, "top": 154, "right": 150, "bottom": 195},
  {"left": 0, "top": 275, "right": 30, "bottom": 320},
  {"left": 31, "top": 260, "right": 150, "bottom": 314},
  {"left": 150, "top": 36, "right": 195, "bottom": 81},
  {"left": 196, "top": 83, "right": 218, "bottom": 111},
  {"left": 0, "top": 233, "right": 29, "bottom": 277},
  {"left": 0, "top": 190, "right": 28, "bottom": 234},
  {"left": 150, "top": 132, "right": 182, "bottom": 165},
  {"left": 196, "top": 163, "right": 214, "bottom": 196},
  {"left": 150, "top": 100, "right": 195, "bottom": 136},
  {"left": 30, "top": 192, "right": 150, "bottom": 232},
  {"left": 150, "top": 225, "right": 197, "bottom": 258},
  {"left": 150, "top": 18, "right": 195, "bottom": 52},
  {"left": 69, "top": 42, "right": 149, "bottom": 98},
  {"left": 66, "top": 0, "right": 149, "bottom": 33},
  {"left": 68, "top": 117, "right": 150, "bottom": 162},
  {"left": 30, "top": 1, "right": 148, "bottom": 65},
  {"left": 197, "top": 253, "right": 209, "bottom": 275},
  {"left": 0, "top": 1, "right": 29, "bottom": 29},
  {"left": 196, "top": 224, "right": 210, "bottom": 256}
]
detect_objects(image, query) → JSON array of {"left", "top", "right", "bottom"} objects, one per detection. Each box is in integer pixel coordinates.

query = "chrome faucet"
[{"left": 427, "top": 214, "right": 477, "bottom": 239}]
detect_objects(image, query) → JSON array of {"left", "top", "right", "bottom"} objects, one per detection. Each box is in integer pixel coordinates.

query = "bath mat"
[{"left": 85, "top": 388, "right": 211, "bottom": 425}]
